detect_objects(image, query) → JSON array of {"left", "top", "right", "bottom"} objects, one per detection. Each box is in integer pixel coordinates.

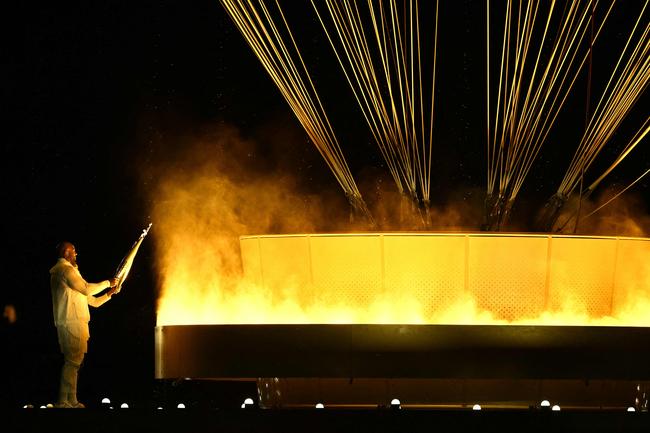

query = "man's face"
[{"left": 65, "top": 245, "right": 78, "bottom": 266}]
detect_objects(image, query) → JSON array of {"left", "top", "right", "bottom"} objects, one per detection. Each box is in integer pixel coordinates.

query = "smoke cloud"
[
  {"left": 555, "top": 188, "right": 650, "bottom": 236},
  {"left": 142, "top": 123, "right": 649, "bottom": 325}
]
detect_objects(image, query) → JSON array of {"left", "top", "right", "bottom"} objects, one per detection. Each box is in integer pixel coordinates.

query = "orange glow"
[
  {"left": 156, "top": 233, "right": 650, "bottom": 327},
  {"left": 147, "top": 127, "right": 650, "bottom": 328}
]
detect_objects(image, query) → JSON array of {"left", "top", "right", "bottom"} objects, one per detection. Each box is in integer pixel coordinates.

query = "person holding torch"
[{"left": 50, "top": 242, "right": 118, "bottom": 408}]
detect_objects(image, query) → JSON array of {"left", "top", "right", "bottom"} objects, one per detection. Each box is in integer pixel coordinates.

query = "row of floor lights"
[
  {"left": 162, "top": 399, "right": 639, "bottom": 411},
  {"left": 540, "top": 400, "right": 561, "bottom": 411},
  {"left": 102, "top": 397, "right": 186, "bottom": 410},
  {"left": 21, "top": 396, "right": 641, "bottom": 412}
]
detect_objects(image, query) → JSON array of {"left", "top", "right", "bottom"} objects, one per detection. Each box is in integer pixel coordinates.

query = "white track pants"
[{"left": 57, "top": 323, "right": 89, "bottom": 404}]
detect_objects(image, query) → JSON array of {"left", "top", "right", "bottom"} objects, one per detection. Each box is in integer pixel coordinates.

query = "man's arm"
[
  {"left": 64, "top": 267, "right": 110, "bottom": 296},
  {"left": 88, "top": 294, "right": 110, "bottom": 308},
  {"left": 88, "top": 285, "right": 118, "bottom": 308}
]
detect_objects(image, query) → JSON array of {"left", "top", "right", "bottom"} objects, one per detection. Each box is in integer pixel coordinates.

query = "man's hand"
[{"left": 109, "top": 278, "right": 119, "bottom": 288}]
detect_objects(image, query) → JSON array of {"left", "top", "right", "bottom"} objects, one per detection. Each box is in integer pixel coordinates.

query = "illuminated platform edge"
[
  {"left": 155, "top": 324, "right": 650, "bottom": 380},
  {"left": 239, "top": 233, "right": 650, "bottom": 320}
]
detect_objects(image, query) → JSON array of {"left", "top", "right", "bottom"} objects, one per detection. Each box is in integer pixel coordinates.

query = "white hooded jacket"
[{"left": 50, "top": 258, "right": 111, "bottom": 327}]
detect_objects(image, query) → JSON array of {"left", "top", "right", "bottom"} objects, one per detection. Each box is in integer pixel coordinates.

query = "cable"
[
  {"left": 314, "top": 0, "right": 439, "bottom": 211},
  {"left": 583, "top": 167, "right": 650, "bottom": 220},
  {"left": 221, "top": 0, "right": 374, "bottom": 223}
]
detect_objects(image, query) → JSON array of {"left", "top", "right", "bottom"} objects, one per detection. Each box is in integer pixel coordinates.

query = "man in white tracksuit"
[{"left": 50, "top": 242, "right": 117, "bottom": 408}]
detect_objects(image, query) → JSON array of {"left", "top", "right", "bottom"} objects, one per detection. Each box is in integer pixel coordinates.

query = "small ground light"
[
  {"left": 177, "top": 403, "right": 186, "bottom": 409},
  {"left": 472, "top": 404, "right": 481, "bottom": 411},
  {"left": 315, "top": 403, "right": 324, "bottom": 409},
  {"left": 552, "top": 405, "right": 560, "bottom": 411},
  {"left": 120, "top": 403, "right": 129, "bottom": 409},
  {"left": 240, "top": 403, "right": 246, "bottom": 409},
  {"left": 23, "top": 404, "right": 33, "bottom": 409},
  {"left": 390, "top": 398, "right": 401, "bottom": 409},
  {"left": 39, "top": 405, "right": 46, "bottom": 409},
  {"left": 46, "top": 404, "right": 54, "bottom": 408},
  {"left": 627, "top": 407, "right": 636, "bottom": 412},
  {"left": 101, "top": 398, "right": 110, "bottom": 404},
  {"left": 244, "top": 397, "right": 254, "bottom": 405},
  {"left": 540, "top": 400, "right": 550, "bottom": 408},
  {"left": 157, "top": 407, "right": 163, "bottom": 410}
]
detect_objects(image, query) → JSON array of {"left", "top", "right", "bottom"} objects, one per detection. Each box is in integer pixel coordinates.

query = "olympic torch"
[{"left": 113, "top": 223, "right": 152, "bottom": 293}]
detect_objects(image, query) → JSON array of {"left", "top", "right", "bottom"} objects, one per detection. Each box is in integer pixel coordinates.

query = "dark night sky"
[{"left": 2, "top": 0, "right": 648, "bottom": 406}]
